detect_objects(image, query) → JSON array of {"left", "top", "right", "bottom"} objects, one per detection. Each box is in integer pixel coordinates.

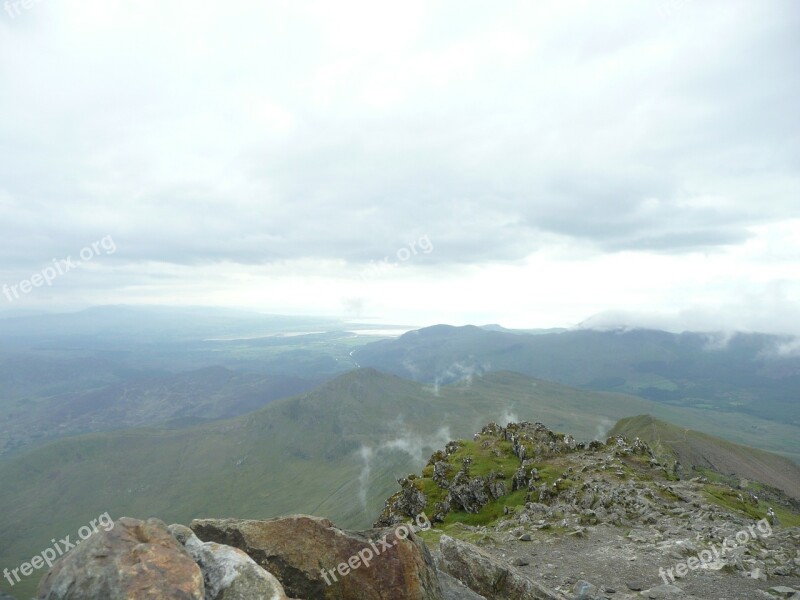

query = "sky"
[{"left": 0, "top": 0, "right": 799, "bottom": 332}]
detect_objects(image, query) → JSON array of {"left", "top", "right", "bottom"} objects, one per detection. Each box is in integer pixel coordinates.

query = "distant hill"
[
  {"left": 352, "top": 325, "right": 800, "bottom": 458},
  {"left": 0, "top": 367, "right": 329, "bottom": 457},
  {"left": 0, "top": 367, "right": 753, "bottom": 598},
  {"left": 610, "top": 415, "right": 800, "bottom": 500}
]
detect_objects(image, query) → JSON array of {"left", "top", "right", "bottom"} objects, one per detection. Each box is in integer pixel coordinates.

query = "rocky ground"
[
  {"left": 464, "top": 503, "right": 800, "bottom": 599},
  {"left": 23, "top": 421, "right": 800, "bottom": 599},
  {"left": 382, "top": 422, "right": 800, "bottom": 600}
]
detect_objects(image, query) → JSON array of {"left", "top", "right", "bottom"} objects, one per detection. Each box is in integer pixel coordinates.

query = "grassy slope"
[
  {"left": 0, "top": 369, "right": 793, "bottom": 597},
  {"left": 610, "top": 414, "right": 800, "bottom": 499}
]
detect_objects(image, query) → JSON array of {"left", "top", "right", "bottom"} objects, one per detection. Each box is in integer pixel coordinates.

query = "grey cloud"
[{"left": 0, "top": 0, "right": 798, "bottom": 276}]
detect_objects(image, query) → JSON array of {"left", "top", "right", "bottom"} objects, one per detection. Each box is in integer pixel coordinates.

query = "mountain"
[
  {"left": 23, "top": 421, "right": 800, "bottom": 600},
  {"left": 610, "top": 415, "right": 800, "bottom": 500},
  {"left": 0, "top": 367, "right": 329, "bottom": 457},
  {"left": 0, "top": 367, "right": 759, "bottom": 598},
  {"left": 352, "top": 325, "right": 800, "bottom": 459},
  {"left": 0, "top": 307, "right": 412, "bottom": 463},
  {"left": 3, "top": 369, "right": 799, "bottom": 598}
]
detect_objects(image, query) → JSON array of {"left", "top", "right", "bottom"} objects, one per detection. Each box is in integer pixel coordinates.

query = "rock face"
[
  {"left": 437, "top": 535, "right": 569, "bottom": 600},
  {"left": 379, "top": 476, "right": 429, "bottom": 526},
  {"left": 37, "top": 517, "right": 204, "bottom": 600},
  {"left": 168, "top": 523, "right": 289, "bottom": 600},
  {"left": 191, "top": 515, "right": 443, "bottom": 600},
  {"left": 376, "top": 422, "right": 583, "bottom": 526}
]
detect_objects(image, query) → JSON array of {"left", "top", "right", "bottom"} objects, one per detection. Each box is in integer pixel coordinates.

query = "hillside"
[
  {"left": 352, "top": 325, "right": 800, "bottom": 422},
  {"left": 610, "top": 415, "right": 800, "bottom": 500},
  {"left": 352, "top": 325, "right": 800, "bottom": 460},
  {"left": 0, "top": 367, "right": 760, "bottom": 598},
  {"left": 3, "top": 368, "right": 799, "bottom": 598},
  {"left": 0, "top": 367, "right": 327, "bottom": 457}
]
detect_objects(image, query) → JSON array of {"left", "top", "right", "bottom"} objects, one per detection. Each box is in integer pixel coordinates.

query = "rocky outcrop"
[
  {"left": 378, "top": 476, "right": 429, "bottom": 526},
  {"left": 168, "top": 524, "right": 289, "bottom": 600},
  {"left": 438, "top": 535, "right": 569, "bottom": 600},
  {"left": 37, "top": 517, "right": 204, "bottom": 600},
  {"left": 376, "top": 422, "right": 589, "bottom": 526},
  {"left": 191, "top": 515, "right": 443, "bottom": 600}
]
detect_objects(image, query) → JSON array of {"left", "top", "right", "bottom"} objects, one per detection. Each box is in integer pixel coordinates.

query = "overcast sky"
[{"left": 1, "top": 0, "right": 798, "bottom": 332}]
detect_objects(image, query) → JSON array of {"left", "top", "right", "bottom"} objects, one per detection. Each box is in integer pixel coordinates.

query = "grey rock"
[
  {"left": 438, "top": 570, "right": 487, "bottom": 600},
  {"left": 169, "top": 523, "right": 196, "bottom": 545},
  {"left": 184, "top": 536, "right": 288, "bottom": 600},
  {"left": 572, "top": 579, "right": 598, "bottom": 599},
  {"left": 438, "top": 535, "right": 569, "bottom": 600},
  {"left": 639, "top": 583, "right": 684, "bottom": 598},
  {"left": 769, "top": 587, "right": 800, "bottom": 598}
]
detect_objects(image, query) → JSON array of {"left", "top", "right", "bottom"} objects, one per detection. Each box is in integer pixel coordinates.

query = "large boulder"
[
  {"left": 437, "top": 535, "right": 568, "bottom": 600},
  {"left": 437, "top": 570, "right": 487, "bottom": 600},
  {"left": 191, "top": 515, "right": 443, "bottom": 600},
  {"left": 37, "top": 517, "right": 204, "bottom": 600},
  {"left": 168, "top": 523, "right": 289, "bottom": 600}
]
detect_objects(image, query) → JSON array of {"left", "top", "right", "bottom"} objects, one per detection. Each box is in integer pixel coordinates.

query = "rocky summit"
[
  {"left": 377, "top": 421, "right": 800, "bottom": 599},
  {"left": 29, "top": 421, "right": 800, "bottom": 599}
]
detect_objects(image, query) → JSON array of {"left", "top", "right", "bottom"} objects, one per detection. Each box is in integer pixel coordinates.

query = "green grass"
[
  {"left": 702, "top": 485, "right": 800, "bottom": 526},
  {"left": 610, "top": 415, "right": 800, "bottom": 499}
]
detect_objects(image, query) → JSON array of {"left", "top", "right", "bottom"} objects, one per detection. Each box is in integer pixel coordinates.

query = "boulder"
[
  {"left": 437, "top": 535, "right": 568, "bottom": 600},
  {"left": 168, "top": 522, "right": 289, "bottom": 600},
  {"left": 37, "top": 517, "right": 204, "bottom": 600},
  {"left": 184, "top": 536, "right": 288, "bottom": 600},
  {"left": 191, "top": 515, "right": 442, "bottom": 600},
  {"left": 437, "top": 570, "right": 487, "bottom": 600}
]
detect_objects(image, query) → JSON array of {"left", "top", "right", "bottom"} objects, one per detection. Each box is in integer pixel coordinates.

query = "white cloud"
[{"left": 0, "top": 0, "right": 798, "bottom": 334}]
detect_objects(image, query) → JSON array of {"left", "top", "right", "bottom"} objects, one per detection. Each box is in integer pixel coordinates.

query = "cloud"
[
  {"left": 765, "top": 338, "right": 800, "bottom": 358},
  {"left": 0, "top": 0, "right": 798, "bottom": 329},
  {"left": 501, "top": 409, "right": 519, "bottom": 426},
  {"left": 355, "top": 425, "right": 451, "bottom": 509}
]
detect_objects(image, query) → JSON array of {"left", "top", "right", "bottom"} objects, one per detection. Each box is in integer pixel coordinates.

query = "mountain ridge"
[{"left": 3, "top": 367, "right": 799, "bottom": 598}]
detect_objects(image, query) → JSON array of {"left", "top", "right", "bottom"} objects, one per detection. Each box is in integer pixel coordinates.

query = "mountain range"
[{"left": 2, "top": 367, "right": 799, "bottom": 599}]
